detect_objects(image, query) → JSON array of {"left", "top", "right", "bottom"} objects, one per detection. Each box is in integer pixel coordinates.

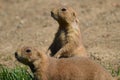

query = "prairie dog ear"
[
  {"left": 72, "top": 11, "right": 77, "bottom": 17},
  {"left": 72, "top": 12, "right": 76, "bottom": 17},
  {"left": 34, "top": 48, "right": 46, "bottom": 57},
  {"left": 72, "top": 12, "right": 79, "bottom": 23}
]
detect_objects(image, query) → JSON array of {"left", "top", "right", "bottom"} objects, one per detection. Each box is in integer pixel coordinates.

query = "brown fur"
[
  {"left": 47, "top": 5, "right": 87, "bottom": 58},
  {"left": 15, "top": 46, "right": 114, "bottom": 80}
]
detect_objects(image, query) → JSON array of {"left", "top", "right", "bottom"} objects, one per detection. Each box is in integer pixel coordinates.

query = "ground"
[{"left": 0, "top": 0, "right": 120, "bottom": 75}]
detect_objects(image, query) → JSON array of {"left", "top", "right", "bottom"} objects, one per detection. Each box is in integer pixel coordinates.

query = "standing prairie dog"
[
  {"left": 47, "top": 5, "right": 87, "bottom": 58},
  {"left": 15, "top": 46, "right": 114, "bottom": 80}
]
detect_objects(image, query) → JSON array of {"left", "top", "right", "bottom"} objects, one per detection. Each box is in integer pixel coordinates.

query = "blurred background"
[{"left": 0, "top": 0, "right": 120, "bottom": 75}]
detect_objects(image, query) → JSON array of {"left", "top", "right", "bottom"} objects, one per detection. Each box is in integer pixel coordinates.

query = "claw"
[{"left": 54, "top": 54, "right": 60, "bottom": 59}]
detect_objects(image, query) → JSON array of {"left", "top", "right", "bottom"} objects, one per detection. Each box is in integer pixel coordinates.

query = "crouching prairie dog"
[
  {"left": 47, "top": 5, "right": 87, "bottom": 58},
  {"left": 15, "top": 46, "right": 114, "bottom": 80}
]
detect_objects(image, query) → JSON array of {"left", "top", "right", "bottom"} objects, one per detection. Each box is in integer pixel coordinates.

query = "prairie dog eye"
[
  {"left": 61, "top": 8, "right": 67, "bottom": 11},
  {"left": 25, "top": 49, "right": 31, "bottom": 53}
]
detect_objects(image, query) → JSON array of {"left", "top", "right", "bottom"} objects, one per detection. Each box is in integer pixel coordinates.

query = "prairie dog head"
[
  {"left": 15, "top": 46, "right": 43, "bottom": 65},
  {"left": 51, "top": 5, "right": 79, "bottom": 25}
]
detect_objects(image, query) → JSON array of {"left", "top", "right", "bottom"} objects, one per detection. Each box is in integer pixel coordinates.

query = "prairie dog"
[
  {"left": 47, "top": 5, "right": 87, "bottom": 58},
  {"left": 15, "top": 46, "right": 114, "bottom": 80}
]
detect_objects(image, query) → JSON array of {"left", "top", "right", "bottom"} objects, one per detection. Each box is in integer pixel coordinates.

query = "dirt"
[{"left": 0, "top": 0, "right": 120, "bottom": 75}]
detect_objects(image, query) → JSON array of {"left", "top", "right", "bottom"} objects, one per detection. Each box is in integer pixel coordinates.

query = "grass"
[
  {"left": 110, "top": 67, "right": 120, "bottom": 77},
  {"left": 0, "top": 65, "right": 33, "bottom": 80}
]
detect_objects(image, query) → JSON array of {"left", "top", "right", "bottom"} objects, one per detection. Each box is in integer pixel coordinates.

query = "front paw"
[
  {"left": 46, "top": 53, "right": 50, "bottom": 57},
  {"left": 46, "top": 50, "right": 51, "bottom": 56},
  {"left": 54, "top": 54, "right": 60, "bottom": 59}
]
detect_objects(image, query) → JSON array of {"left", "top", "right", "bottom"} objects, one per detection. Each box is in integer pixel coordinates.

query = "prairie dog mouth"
[
  {"left": 15, "top": 51, "right": 30, "bottom": 64},
  {"left": 15, "top": 52, "right": 21, "bottom": 60},
  {"left": 51, "top": 11, "right": 58, "bottom": 20}
]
